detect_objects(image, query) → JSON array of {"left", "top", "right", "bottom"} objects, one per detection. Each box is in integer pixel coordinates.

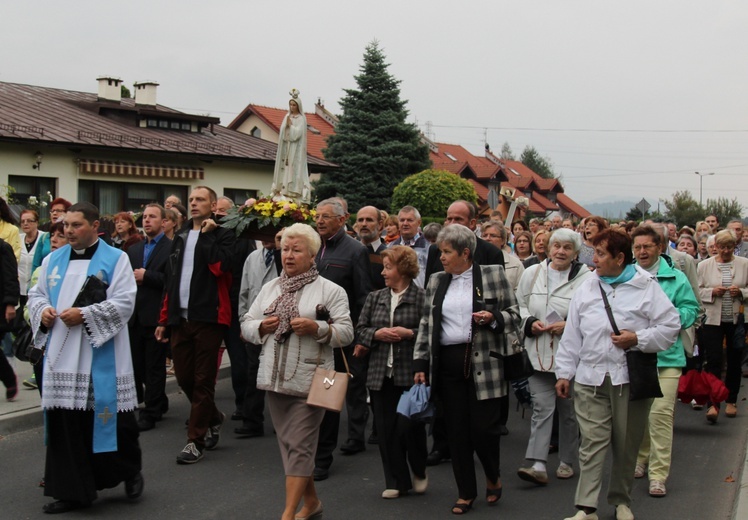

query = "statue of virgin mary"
[{"left": 271, "top": 89, "right": 311, "bottom": 203}]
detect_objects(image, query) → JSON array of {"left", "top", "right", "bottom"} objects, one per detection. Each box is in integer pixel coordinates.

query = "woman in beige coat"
[
  {"left": 696, "top": 228, "right": 748, "bottom": 422},
  {"left": 242, "top": 223, "right": 354, "bottom": 520}
]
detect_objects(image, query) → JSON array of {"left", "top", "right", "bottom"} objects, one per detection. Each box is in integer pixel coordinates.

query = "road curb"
[{"left": 0, "top": 365, "right": 232, "bottom": 437}]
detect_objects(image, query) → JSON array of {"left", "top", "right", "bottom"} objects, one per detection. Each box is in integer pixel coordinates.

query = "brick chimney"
[
  {"left": 133, "top": 81, "right": 159, "bottom": 106},
  {"left": 97, "top": 76, "right": 122, "bottom": 103}
]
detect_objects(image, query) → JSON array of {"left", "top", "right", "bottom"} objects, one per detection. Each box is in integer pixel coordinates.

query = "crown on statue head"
[{"left": 289, "top": 88, "right": 300, "bottom": 100}]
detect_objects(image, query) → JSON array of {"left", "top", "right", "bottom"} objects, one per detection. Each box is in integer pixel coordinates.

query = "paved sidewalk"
[{"left": 0, "top": 352, "right": 232, "bottom": 437}]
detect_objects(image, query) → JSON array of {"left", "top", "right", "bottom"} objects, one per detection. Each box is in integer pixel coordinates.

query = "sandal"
[
  {"left": 486, "top": 486, "right": 502, "bottom": 505},
  {"left": 649, "top": 480, "right": 666, "bottom": 497},
  {"left": 452, "top": 499, "right": 474, "bottom": 515}
]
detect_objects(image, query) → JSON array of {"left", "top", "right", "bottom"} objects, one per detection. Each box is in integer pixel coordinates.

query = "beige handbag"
[{"left": 306, "top": 327, "right": 351, "bottom": 412}]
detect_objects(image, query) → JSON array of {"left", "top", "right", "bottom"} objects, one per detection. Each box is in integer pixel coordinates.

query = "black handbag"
[
  {"left": 599, "top": 282, "right": 662, "bottom": 401},
  {"left": 12, "top": 321, "right": 33, "bottom": 363},
  {"left": 491, "top": 321, "right": 535, "bottom": 382}
]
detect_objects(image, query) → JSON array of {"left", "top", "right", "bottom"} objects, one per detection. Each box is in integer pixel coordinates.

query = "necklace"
[
  {"left": 274, "top": 336, "right": 301, "bottom": 382},
  {"left": 535, "top": 333, "right": 554, "bottom": 371}
]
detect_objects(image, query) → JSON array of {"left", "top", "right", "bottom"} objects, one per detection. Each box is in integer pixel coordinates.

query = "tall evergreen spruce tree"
[{"left": 315, "top": 41, "right": 431, "bottom": 211}]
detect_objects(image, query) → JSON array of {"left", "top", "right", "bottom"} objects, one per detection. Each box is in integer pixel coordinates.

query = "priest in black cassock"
[{"left": 27, "top": 202, "right": 143, "bottom": 514}]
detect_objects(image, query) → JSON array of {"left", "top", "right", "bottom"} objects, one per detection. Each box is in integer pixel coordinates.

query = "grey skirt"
[{"left": 267, "top": 391, "right": 325, "bottom": 476}]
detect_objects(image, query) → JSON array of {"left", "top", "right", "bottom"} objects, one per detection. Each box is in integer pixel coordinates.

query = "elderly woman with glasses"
[
  {"left": 414, "top": 225, "right": 520, "bottom": 514},
  {"left": 515, "top": 228, "right": 592, "bottom": 487},
  {"left": 697, "top": 228, "right": 748, "bottom": 423},
  {"left": 242, "top": 223, "right": 354, "bottom": 520}
]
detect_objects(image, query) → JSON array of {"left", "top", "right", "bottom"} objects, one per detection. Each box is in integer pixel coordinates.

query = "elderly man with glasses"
[{"left": 311, "top": 198, "right": 373, "bottom": 481}]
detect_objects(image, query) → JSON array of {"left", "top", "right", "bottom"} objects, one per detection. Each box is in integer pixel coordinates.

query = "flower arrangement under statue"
[{"left": 220, "top": 195, "right": 316, "bottom": 241}]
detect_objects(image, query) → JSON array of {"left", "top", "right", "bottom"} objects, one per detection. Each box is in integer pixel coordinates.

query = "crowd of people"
[{"left": 1, "top": 191, "right": 746, "bottom": 519}]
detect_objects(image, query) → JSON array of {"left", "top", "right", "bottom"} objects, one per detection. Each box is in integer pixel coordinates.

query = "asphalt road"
[{"left": 1, "top": 377, "right": 746, "bottom": 519}]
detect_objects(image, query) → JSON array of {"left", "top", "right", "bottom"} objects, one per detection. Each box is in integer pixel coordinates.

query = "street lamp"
[{"left": 694, "top": 171, "right": 715, "bottom": 206}]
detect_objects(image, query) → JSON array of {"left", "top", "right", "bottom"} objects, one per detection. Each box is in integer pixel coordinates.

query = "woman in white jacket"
[
  {"left": 554, "top": 229, "right": 680, "bottom": 520},
  {"left": 241, "top": 223, "right": 354, "bottom": 520},
  {"left": 515, "top": 228, "right": 592, "bottom": 486}
]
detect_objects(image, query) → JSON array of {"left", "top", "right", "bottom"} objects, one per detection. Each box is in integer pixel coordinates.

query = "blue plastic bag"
[{"left": 396, "top": 383, "right": 434, "bottom": 421}]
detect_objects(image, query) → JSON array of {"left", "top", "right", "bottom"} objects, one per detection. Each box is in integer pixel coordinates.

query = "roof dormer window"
[{"left": 445, "top": 152, "right": 457, "bottom": 162}]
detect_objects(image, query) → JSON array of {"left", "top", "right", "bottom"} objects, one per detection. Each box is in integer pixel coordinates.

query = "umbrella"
[
  {"left": 677, "top": 370, "right": 729, "bottom": 406},
  {"left": 396, "top": 384, "right": 434, "bottom": 421}
]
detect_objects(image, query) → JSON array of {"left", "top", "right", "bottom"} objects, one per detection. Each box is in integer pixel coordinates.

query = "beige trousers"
[
  {"left": 573, "top": 376, "right": 653, "bottom": 509},
  {"left": 636, "top": 367, "right": 681, "bottom": 482}
]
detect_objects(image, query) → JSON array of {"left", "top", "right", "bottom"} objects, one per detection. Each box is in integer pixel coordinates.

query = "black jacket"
[
  {"left": 316, "top": 228, "right": 372, "bottom": 326},
  {"left": 0, "top": 239, "right": 19, "bottom": 332},
  {"left": 126, "top": 234, "right": 172, "bottom": 328},
  {"left": 159, "top": 219, "right": 235, "bottom": 327}
]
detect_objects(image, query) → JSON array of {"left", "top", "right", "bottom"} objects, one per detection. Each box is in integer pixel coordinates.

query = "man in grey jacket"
[{"left": 235, "top": 230, "right": 282, "bottom": 437}]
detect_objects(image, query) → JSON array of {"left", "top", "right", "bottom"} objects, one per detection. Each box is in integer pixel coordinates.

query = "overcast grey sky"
[{"left": 2, "top": 1, "right": 747, "bottom": 211}]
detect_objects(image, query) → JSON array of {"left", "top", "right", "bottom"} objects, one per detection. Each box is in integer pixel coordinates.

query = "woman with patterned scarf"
[{"left": 241, "top": 223, "right": 354, "bottom": 520}]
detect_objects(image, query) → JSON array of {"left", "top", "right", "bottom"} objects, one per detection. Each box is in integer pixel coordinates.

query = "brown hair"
[
  {"left": 381, "top": 245, "right": 420, "bottom": 280},
  {"left": 591, "top": 228, "right": 633, "bottom": 265}
]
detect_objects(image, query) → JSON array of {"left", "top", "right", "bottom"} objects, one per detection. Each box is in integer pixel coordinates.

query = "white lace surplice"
[{"left": 27, "top": 254, "right": 138, "bottom": 412}]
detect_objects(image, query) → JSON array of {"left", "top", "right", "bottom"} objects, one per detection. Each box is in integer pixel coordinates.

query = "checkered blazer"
[
  {"left": 413, "top": 263, "right": 520, "bottom": 401},
  {"left": 357, "top": 282, "right": 426, "bottom": 391}
]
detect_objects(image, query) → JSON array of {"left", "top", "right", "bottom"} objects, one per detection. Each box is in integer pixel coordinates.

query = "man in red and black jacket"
[{"left": 155, "top": 186, "right": 235, "bottom": 465}]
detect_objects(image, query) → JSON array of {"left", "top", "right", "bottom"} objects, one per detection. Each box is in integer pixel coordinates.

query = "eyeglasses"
[
  {"left": 633, "top": 244, "right": 658, "bottom": 252},
  {"left": 20, "top": 219, "right": 37, "bottom": 224},
  {"left": 314, "top": 214, "right": 340, "bottom": 222}
]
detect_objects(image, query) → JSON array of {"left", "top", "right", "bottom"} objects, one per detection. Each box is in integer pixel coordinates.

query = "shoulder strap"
[{"left": 598, "top": 281, "right": 620, "bottom": 335}]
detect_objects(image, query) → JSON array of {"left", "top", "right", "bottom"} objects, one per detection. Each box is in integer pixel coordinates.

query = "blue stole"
[{"left": 46, "top": 241, "right": 122, "bottom": 453}]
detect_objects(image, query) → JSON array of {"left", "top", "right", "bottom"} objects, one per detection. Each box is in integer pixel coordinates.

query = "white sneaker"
[
  {"left": 563, "top": 510, "right": 598, "bottom": 520},
  {"left": 616, "top": 504, "right": 634, "bottom": 520}
]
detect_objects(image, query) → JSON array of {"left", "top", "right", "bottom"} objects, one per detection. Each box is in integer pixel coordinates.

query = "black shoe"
[
  {"left": 176, "top": 442, "right": 204, "bottom": 464},
  {"left": 231, "top": 411, "right": 244, "bottom": 421},
  {"left": 204, "top": 412, "right": 226, "bottom": 451},
  {"left": 313, "top": 466, "right": 329, "bottom": 481},
  {"left": 125, "top": 472, "right": 144, "bottom": 499},
  {"left": 42, "top": 500, "right": 87, "bottom": 514},
  {"left": 426, "top": 450, "right": 449, "bottom": 466},
  {"left": 367, "top": 432, "right": 379, "bottom": 445},
  {"left": 340, "top": 439, "right": 365, "bottom": 455},
  {"left": 234, "top": 425, "right": 264, "bottom": 437},
  {"left": 137, "top": 418, "right": 155, "bottom": 432}
]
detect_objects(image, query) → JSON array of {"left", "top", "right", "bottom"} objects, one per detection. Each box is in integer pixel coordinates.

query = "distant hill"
[{"left": 582, "top": 200, "right": 638, "bottom": 220}]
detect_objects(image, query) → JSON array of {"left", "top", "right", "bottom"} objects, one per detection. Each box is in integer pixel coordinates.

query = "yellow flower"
[{"left": 273, "top": 209, "right": 285, "bottom": 218}]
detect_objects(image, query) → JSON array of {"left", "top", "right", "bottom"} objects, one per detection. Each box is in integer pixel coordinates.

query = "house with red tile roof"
[
  {"left": 228, "top": 100, "right": 338, "bottom": 164},
  {"left": 0, "top": 78, "right": 335, "bottom": 217},
  {"left": 427, "top": 139, "right": 589, "bottom": 221}
]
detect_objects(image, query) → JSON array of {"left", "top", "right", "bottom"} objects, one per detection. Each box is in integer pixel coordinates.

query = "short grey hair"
[
  {"left": 217, "top": 196, "right": 234, "bottom": 207},
  {"left": 548, "top": 228, "right": 582, "bottom": 253},
  {"left": 482, "top": 220, "right": 508, "bottom": 243},
  {"left": 398, "top": 205, "right": 421, "bottom": 220},
  {"left": 316, "top": 198, "right": 346, "bottom": 217},
  {"left": 282, "top": 223, "right": 322, "bottom": 257},
  {"left": 437, "top": 224, "right": 477, "bottom": 258}
]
